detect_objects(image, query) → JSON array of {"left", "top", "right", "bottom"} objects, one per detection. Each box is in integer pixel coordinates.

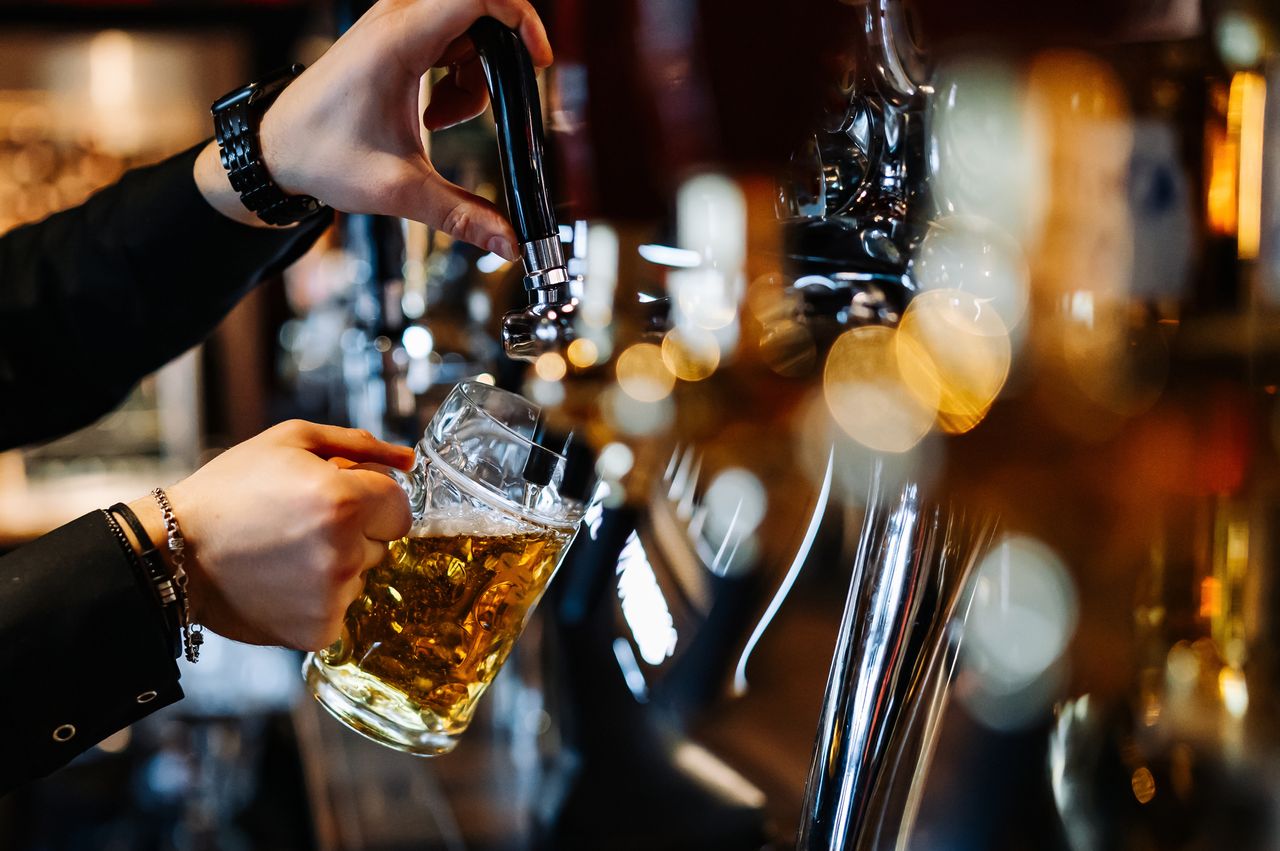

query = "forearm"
[{"left": 0, "top": 142, "right": 331, "bottom": 450}]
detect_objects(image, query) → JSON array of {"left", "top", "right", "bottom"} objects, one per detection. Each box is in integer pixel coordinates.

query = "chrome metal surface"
[
  {"left": 521, "top": 234, "right": 566, "bottom": 276},
  {"left": 506, "top": 240, "right": 575, "bottom": 360},
  {"left": 797, "top": 462, "right": 993, "bottom": 850},
  {"left": 523, "top": 265, "right": 571, "bottom": 293},
  {"left": 501, "top": 295, "right": 579, "bottom": 361}
]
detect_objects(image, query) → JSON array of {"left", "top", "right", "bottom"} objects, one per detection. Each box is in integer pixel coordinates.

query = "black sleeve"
[
  {"left": 0, "top": 141, "right": 332, "bottom": 451},
  {"left": 0, "top": 512, "right": 183, "bottom": 797}
]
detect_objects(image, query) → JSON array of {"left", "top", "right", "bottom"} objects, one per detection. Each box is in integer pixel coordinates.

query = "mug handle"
[
  {"left": 348, "top": 456, "right": 428, "bottom": 519},
  {"left": 389, "top": 456, "right": 428, "bottom": 519}
]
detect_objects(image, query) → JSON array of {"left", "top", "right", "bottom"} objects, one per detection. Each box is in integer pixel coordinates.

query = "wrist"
[
  {"left": 194, "top": 141, "right": 278, "bottom": 228},
  {"left": 152, "top": 484, "right": 206, "bottom": 619},
  {"left": 210, "top": 65, "right": 323, "bottom": 227},
  {"left": 258, "top": 103, "right": 306, "bottom": 198},
  {"left": 123, "top": 496, "right": 171, "bottom": 567}
]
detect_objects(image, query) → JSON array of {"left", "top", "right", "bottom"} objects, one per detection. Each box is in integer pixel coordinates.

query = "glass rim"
[
  {"left": 422, "top": 441, "right": 582, "bottom": 531},
  {"left": 450, "top": 379, "right": 567, "bottom": 464}
]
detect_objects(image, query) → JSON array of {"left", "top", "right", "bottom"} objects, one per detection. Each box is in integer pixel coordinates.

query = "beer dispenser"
[{"left": 294, "top": 1, "right": 1280, "bottom": 848}]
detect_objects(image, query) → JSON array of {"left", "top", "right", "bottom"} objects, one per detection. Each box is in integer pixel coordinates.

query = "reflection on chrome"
[
  {"left": 798, "top": 461, "right": 994, "bottom": 850},
  {"left": 612, "top": 636, "right": 650, "bottom": 702},
  {"left": 616, "top": 531, "right": 678, "bottom": 667},
  {"left": 734, "top": 446, "right": 834, "bottom": 696}
]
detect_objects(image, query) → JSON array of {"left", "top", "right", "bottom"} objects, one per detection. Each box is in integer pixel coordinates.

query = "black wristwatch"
[{"left": 211, "top": 64, "right": 324, "bottom": 227}]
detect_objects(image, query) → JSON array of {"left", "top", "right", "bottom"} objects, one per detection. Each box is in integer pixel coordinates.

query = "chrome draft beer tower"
[
  {"left": 797, "top": 470, "right": 994, "bottom": 850},
  {"left": 786, "top": 3, "right": 996, "bottom": 848}
]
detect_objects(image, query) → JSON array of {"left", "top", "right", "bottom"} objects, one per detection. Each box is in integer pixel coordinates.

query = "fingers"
[
  {"left": 437, "top": 36, "right": 476, "bottom": 67},
  {"left": 345, "top": 468, "right": 414, "bottom": 541},
  {"left": 412, "top": 170, "right": 517, "bottom": 258},
  {"left": 359, "top": 537, "right": 390, "bottom": 571},
  {"left": 422, "top": 56, "right": 489, "bottom": 132},
  {"left": 405, "top": 0, "right": 552, "bottom": 71},
  {"left": 270, "top": 420, "right": 415, "bottom": 469},
  {"left": 479, "top": 0, "right": 553, "bottom": 68}
]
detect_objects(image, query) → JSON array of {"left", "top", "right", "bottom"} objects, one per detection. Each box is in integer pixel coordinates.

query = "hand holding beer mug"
[{"left": 305, "top": 381, "right": 593, "bottom": 754}]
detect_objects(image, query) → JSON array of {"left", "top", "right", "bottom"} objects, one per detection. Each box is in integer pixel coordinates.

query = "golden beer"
[{"left": 318, "top": 511, "right": 569, "bottom": 738}]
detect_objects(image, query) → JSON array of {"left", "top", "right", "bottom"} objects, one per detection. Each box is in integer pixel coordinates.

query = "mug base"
[{"left": 303, "top": 653, "right": 462, "bottom": 756}]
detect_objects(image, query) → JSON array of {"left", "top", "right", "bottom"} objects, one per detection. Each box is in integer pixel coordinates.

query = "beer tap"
[{"left": 469, "top": 17, "right": 577, "bottom": 362}]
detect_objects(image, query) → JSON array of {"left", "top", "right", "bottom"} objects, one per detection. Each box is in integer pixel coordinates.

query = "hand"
[
  {"left": 130, "top": 420, "right": 414, "bottom": 651},
  {"left": 195, "top": 0, "right": 552, "bottom": 259}
]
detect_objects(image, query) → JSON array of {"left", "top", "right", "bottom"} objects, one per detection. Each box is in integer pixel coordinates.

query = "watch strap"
[{"left": 212, "top": 64, "right": 324, "bottom": 227}]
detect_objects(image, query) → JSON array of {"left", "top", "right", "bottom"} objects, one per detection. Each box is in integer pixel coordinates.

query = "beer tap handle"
[
  {"left": 468, "top": 17, "right": 557, "bottom": 247},
  {"left": 469, "top": 16, "right": 576, "bottom": 362}
]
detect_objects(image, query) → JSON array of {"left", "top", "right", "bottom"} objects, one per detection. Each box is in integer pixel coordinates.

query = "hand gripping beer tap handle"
[{"left": 469, "top": 16, "right": 576, "bottom": 361}]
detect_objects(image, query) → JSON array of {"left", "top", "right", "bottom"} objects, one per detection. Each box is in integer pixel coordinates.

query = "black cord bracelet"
[
  {"left": 111, "top": 501, "right": 185, "bottom": 660},
  {"left": 109, "top": 503, "right": 177, "bottom": 605},
  {"left": 101, "top": 509, "right": 182, "bottom": 658}
]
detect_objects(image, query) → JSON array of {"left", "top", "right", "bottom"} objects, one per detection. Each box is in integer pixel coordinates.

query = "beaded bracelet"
[{"left": 152, "top": 488, "right": 204, "bottom": 663}]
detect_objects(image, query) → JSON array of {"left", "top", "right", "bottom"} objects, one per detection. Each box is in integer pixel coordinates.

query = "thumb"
[
  {"left": 412, "top": 169, "right": 517, "bottom": 259},
  {"left": 268, "top": 421, "right": 415, "bottom": 469}
]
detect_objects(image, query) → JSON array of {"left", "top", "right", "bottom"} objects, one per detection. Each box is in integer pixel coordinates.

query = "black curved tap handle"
[{"left": 468, "top": 17, "right": 557, "bottom": 245}]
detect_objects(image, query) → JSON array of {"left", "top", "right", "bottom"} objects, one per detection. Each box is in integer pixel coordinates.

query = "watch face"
[{"left": 211, "top": 84, "right": 258, "bottom": 114}]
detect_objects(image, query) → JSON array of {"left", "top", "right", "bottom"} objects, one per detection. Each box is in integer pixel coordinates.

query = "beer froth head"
[{"left": 409, "top": 506, "right": 532, "bottom": 539}]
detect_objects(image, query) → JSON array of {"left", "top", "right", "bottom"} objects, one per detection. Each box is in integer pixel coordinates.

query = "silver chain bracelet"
[{"left": 152, "top": 487, "right": 204, "bottom": 663}]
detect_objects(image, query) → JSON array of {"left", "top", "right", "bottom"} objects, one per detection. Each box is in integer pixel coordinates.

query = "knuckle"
[
  {"left": 440, "top": 203, "right": 472, "bottom": 242},
  {"left": 317, "top": 481, "right": 360, "bottom": 524},
  {"left": 273, "top": 418, "right": 309, "bottom": 440}
]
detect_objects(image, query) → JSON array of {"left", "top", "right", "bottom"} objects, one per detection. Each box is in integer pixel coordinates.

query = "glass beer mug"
[{"left": 304, "top": 381, "right": 589, "bottom": 754}]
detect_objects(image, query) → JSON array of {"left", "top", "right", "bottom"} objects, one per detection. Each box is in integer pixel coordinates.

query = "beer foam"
[{"left": 409, "top": 507, "right": 530, "bottom": 539}]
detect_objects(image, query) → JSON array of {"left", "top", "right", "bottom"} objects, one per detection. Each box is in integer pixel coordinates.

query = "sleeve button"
[
  {"left": 135, "top": 690, "right": 158, "bottom": 704},
  {"left": 52, "top": 724, "right": 76, "bottom": 742}
]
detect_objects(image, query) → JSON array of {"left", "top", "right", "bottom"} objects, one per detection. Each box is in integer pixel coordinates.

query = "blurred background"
[{"left": 1, "top": 0, "right": 1279, "bottom": 849}]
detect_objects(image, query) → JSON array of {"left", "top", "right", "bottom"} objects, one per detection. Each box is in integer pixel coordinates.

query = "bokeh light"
[
  {"left": 567, "top": 337, "right": 600, "bottom": 369},
  {"left": 798, "top": 386, "right": 947, "bottom": 507},
  {"left": 534, "top": 351, "right": 568, "bottom": 382},
  {"left": 912, "top": 215, "right": 1029, "bottom": 331},
  {"left": 702, "top": 468, "right": 768, "bottom": 577},
  {"left": 960, "top": 534, "right": 1078, "bottom": 730},
  {"left": 661, "top": 326, "right": 721, "bottom": 381},
  {"left": 617, "top": 343, "right": 676, "bottom": 402},
  {"left": 602, "top": 384, "right": 675, "bottom": 437},
  {"left": 823, "top": 326, "right": 938, "bottom": 453},
  {"left": 931, "top": 57, "right": 1048, "bottom": 243},
  {"left": 704, "top": 468, "right": 768, "bottom": 541},
  {"left": 1026, "top": 51, "right": 1134, "bottom": 304},
  {"left": 525, "top": 376, "right": 566, "bottom": 408},
  {"left": 402, "top": 324, "right": 434, "bottom": 359},
  {"left": 582, "top": 223, "right": 619, "bottom": 328},
  {"left": 677, "top": 173, "right": 746, "bottom": 271},
  {"left": 597, "top": 441, "right": 635, "bottom": 480},
  {"left": 1216, "top": 10, "right": 1265, "bottom": 70},
  {"left": 1055, "top": 309, "right": 1168, "bottom": 420},
  {"left": 669, "top": 268, "right": 741, "bottom": 331},
  {"left": 896, "top": 289, "right": 1012, "bottom": 430}
]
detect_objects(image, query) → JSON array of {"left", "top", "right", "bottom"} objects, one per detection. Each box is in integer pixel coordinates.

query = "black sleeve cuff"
[{"left": 0, "top": 512, "right": 184, "bottom": 796}]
